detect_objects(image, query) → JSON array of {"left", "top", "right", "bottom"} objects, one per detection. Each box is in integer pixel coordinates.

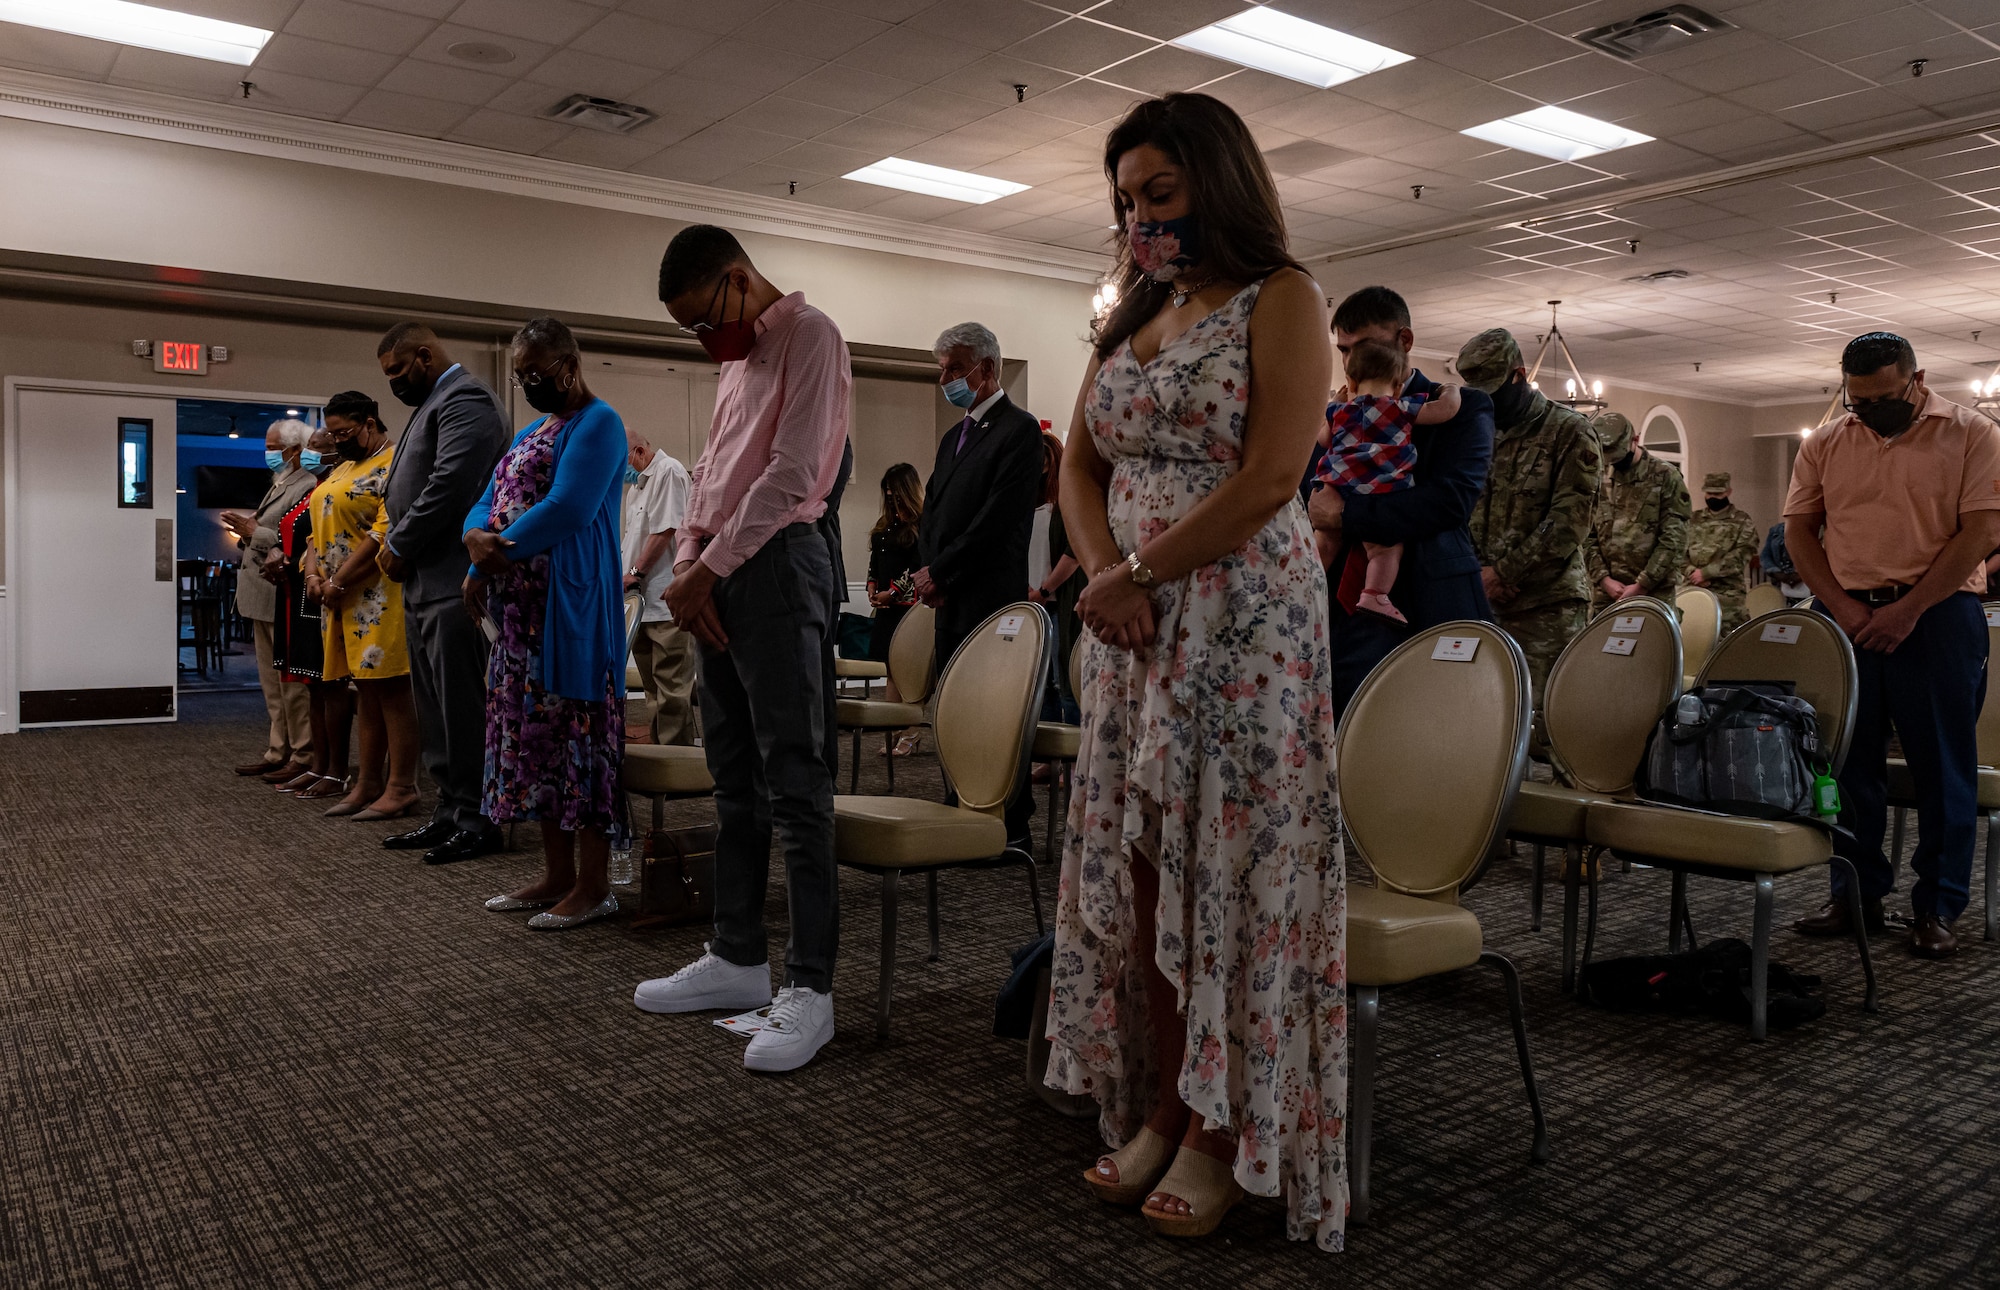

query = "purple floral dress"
[
  {"left": 482, "top": 416, "right": 624, "bottom": 834},
  {"left": 1044, "top": 280, "right": 1349, "bottom": 1251}
]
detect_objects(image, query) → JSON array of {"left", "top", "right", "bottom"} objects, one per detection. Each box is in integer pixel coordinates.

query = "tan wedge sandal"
[
  {"left": 1140, "top": 1149, "right": 1245, "bottom": 1238},
  {"left": 1081, "top": 1126, "right": 1175, "bottom": 1206}
]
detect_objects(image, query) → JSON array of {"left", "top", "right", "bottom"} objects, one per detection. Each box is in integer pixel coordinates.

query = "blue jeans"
[
  {"left": 698, "top": 525, "right": 840, "bottom": 993},
  {"left": 1832, "top": 591, "right": 1989, "bottom": 921}
]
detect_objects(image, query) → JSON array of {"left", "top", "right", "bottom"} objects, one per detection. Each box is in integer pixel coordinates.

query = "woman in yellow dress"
[{"left": 307, "top": 390, "right": 421, "bottom": 821}]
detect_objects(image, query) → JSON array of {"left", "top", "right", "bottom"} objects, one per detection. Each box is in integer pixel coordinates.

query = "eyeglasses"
[
  {"left": 1840, "top": 375, "right": 1915, "bottom": 414},
  {"left": 510, "top": 364, "right": 561, "bottom": 390}
]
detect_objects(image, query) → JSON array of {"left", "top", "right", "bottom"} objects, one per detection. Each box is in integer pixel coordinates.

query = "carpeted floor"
[{"left": 3, "top": 692, "right": 1998, "bottom": 1288}]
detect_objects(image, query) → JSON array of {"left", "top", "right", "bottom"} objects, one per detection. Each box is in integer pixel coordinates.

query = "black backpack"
[
  {"left": 1637, "top": 682, "right": 1835, "bottom": 824},
  {"left": 1578, "top": 938, "right": 1826, "bottom": 1031}
]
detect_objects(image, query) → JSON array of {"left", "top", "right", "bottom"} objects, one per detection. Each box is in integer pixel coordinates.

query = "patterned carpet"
[{"left": 2, "top": 692, "right": 1997, "bottom": 1288}]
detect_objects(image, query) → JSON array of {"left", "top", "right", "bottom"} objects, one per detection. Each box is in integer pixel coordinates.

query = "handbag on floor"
[
  {"left": 1579, "top": 938, "right": 1827, "bottom": 1031},
  {"left": 636, "top": 823, "right": 716, "bottom": 928}
]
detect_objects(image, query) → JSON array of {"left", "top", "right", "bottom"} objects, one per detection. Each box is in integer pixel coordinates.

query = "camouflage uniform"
[
  {"left": 1457, "top": 328, "right": 1603, "bottom": 712},
  {"left": 1687, "top": 470, "right": 1760, "bottom": 634},
  {"left": 1583, "top": 413, "right": 1691, "bottom": 617}
]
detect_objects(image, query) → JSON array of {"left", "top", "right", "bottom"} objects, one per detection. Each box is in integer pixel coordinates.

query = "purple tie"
[{"left": 954, "top": 415, "right": 975, "bottom": 456}]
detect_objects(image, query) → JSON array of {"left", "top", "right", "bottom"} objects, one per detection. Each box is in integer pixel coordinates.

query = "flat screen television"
[{"left": 194, "top": 465, "right": 272, "bottom": 510}]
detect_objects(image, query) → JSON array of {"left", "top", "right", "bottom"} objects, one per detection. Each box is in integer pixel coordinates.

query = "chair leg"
[
  {"left": 925, "top": 870, "right": 941, "bottom": 963},
  {"left": 1829, "top": 855, "right": 1879, "bottom": 1015},
  {"left": 876, "top": 869, "right": 900, "bottom": 1043},
  {"left": 1018, "top": 849, "right": 1046, "bottom": 935},
  {"left": 850, "top": 728, "right": 861, "bottom": 795},
  {"left": 1749, "top": 873, "right": 1773, "bottom": 1042},
  {"left": 1668, "top": 870, "right": 1688, "bottom": 952},
  {"left": 1348, "top": 986, "right": 1380, "bottom": 1226},
  {"left": 1530, "top": 843, "right": 1545, "bottom": 933},
  {"left": 1576, "top": 846, "right": 1604, "bottom": 1001},
  {"left": 1560, "top": 843, "right": 1580, "bottom": 994},
  {"left": 1480, "top": 951, "right": 1552, "bottom": 1165},
  {"left": 1985, "top": 812, "right": 1998, "bottom": 943}
]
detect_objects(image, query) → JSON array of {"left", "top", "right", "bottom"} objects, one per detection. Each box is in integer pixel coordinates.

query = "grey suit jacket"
[
  {"left": 382, "top": 365, "right": 512, "bottom": 606},
  {"left": 235, "top": 464, "right": 317, "bottom": 623}
]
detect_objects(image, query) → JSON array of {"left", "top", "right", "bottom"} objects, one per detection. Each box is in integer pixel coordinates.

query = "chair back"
[
  {"left": 1980, "top": 603, "right": 2000, "bottom": 766},
  {"left": 623, "top": 591, "right": 646, "bottom": 658},
  {"left": 1544, "top": 596, "right": 1682, "bottom": 794},
  {"left": 888, "top": 602, "right": 937, "bottom": 702},
  {"left": 1338, "top": 621, "right": 1531, "bottom": 899},
  {"left": 1675, "top": 587, "right": 1721, "bottom": 676},
  {"left": 1698, "top": 606, "right": 1858, "bottom": 773},
  {"left": 1745, "top": 582, "right": 1786, "bottom": 620},
  {"left": 933, "top": 603, "right": 1053, "bottom": 816}
]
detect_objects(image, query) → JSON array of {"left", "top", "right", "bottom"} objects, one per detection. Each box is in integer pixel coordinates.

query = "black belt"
[{"left": 1844, "top": 586, "right": 1912, "bottom": 606}]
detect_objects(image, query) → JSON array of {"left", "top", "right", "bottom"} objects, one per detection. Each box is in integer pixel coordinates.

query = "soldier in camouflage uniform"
[
  {"left": 1686, "top": 471, "right": 1761, "bottom": 634},
  {"left": 1584, "top": 412, "right": 1691, "bottom": 616},
  {"left": 1456, "top": 328, "right": 1602, "bottom": 717}
]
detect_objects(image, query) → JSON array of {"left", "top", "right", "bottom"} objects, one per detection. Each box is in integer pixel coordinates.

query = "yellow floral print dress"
[{"left": 309, "top": 443, "right": 409, "bottom": 680}]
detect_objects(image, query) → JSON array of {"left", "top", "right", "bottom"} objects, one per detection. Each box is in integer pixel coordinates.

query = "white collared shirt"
[{"left": 622, "top": 451, "right": 692, "bottom": 623}]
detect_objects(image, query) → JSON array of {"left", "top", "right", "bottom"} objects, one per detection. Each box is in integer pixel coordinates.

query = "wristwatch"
[
  {"left": 627, "top": 567, "right": 644, "bottom": 580},
  {"left": 1123, "top": 551, "right": 1158, "bottom": 590}
]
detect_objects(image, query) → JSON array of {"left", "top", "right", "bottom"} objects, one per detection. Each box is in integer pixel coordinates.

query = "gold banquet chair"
[
  {"left": 1495, "top": 597, "right": 1682, "bottom": 990},
  {"left": 1581, "top": 607, "right": 1877, "bottom": 1040},
  {"left": 1675, "top": 586, "right": 1722, "bottom": 689},
  {"left": 620, "top": 591, "right": 715, "bottom": 828},
  {"left": 1886, "top": 600, "right": 2000, "bottom": 941},
  {"left": 834, "top": 602, "right": 1052, "bottom": 1042},
  {"left": 1339, "top": 620, "right": 1551, "bottom": 1225},
  {"left": 1745, "top": 582, "right": 1787, "bottom": 620},
  {"left": 835, "top": 602, "right": 936, "bottom": 794},
  {"left": 1029, "top": 638, "right": 1085, "bottom": 862}
]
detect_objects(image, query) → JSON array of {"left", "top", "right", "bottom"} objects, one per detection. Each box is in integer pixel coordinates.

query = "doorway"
[{"left": 3, "top": 378, "right": 325, "bottom": 732}]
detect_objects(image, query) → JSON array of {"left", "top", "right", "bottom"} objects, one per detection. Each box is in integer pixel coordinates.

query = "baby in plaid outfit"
[{"left": 1316, "top": 338, "right": 1461, "bottom": 623}]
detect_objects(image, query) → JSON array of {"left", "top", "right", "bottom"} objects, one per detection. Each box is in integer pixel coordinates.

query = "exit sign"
[{"left": 154, "top": 341, "right": 209, "bottom": 375}]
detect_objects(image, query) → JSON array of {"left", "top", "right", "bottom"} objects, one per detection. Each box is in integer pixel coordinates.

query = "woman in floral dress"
[
  {"left": 1045, "top": 93, "right": 1347, "bottom": 1251},
  {"left": 310, "top": 392, "right": 420, "bottom": 821},
  {"left": 466, "top": 317, "right": 628, "bottom": 931}
]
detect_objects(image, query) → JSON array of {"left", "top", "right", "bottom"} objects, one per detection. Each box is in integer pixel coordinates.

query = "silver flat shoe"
[
  {"left": 526, "top": 893, "right": 618, "bottom": 931},
  {"left": 484, "top": 894, "right": 554, "bottom": 913}
]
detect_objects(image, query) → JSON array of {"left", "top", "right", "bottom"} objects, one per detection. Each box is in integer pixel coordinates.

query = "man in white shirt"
[{"left": 622, "top": 429, "right": 696, "bottom": 745}]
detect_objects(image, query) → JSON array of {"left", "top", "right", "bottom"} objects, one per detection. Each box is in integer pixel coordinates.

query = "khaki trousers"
[
  {"left": 634, "top": 618, "right": 698, "bottom": 746},
  {"left": 253, "top": 618, "right": 311, "bottom": 761}
]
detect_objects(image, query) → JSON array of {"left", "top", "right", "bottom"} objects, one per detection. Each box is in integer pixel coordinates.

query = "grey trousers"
[
  {"left": 405, "top": 595, "right": 493, "bottom": 833},
  {"left": 699, "top": 524, "right": 840, "bottom": 994}
]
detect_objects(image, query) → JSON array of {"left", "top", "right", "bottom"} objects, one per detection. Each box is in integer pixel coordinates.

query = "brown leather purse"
[{"left": 635, "top": 823, "right": 716, "bottom": 929}]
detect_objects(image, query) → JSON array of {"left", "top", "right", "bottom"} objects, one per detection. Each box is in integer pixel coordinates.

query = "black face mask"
[
  {"left": 1614, "top": 450, "right": 1637, "bottom": 470},
  {"left": 1488, "top": 375, "right": 1533, "bottom": 425},
  {"left": 1850, "top": 382, "right": 1918, "bottom": 438},
  {"left": 335, "top": 436, "right": 369, "bottom": 463},
  {"left": 1706, "top": 497, "right": 1729, "bottom": 511},
  {"left": 387, "top": 363, "right": 434, "bottom": 408},
  {"left": 519, "top": 362, "right": 573, "bottom": 416}
]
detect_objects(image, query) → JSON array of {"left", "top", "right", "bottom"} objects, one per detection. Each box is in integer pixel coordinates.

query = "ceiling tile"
[
  {"left": 616, "top": 0, "right": 779, "bottom": 33},
  {"left": 730, "top": 1, "right": 891, "bottom": 60},
  {"left": 1429, "top": 22, "right": 1587, "bottom": 79},
  {"left": 446, "top": 107, "right": 576, "bottom": 152},
  {"left": 378, "top": 57, "right": 514, "bottom": 106},
  {"left": 568, "top": 12, "right": 717, "bottom": 71},
  {"left": 949, "top": 55, "right": 1075, "bottom": 107},
  {"left": 1006, "top": 18, "right": 1156, "bottom": 77},
  {"left": 449, "top": 0, "right": 607, "bottom": 45},
  {"left": 837, "top": 24, "right": 986, "bottom": 80},
  {"left": 521, "top": 49, "right": 665, "bottom": 100},
  {"left": 107, "top": 46, "right": 258, "bottom": 98},
  {"left": 233, "top": 70, "right": 370, "bottom": 119},
  {"left": 1081, "top": 0, "right": 1253, "bottom": 41},
  {"left": 342, "top": 88, "right": 475, "bottom": 135},
  {"left": 632, "top": 122, "right": 798, "bottom": 182},
  {"left": 814, "top": 0, "right": 934, "bottom": 19},
  {"left": 871, "top": 85, "right": 1005, "bottom": 131},
  {"left": 406, "top": 23, "right": 556, "bottom": 73},
  {"left": 725, "top": 94, "right": 856, "bottom": 141},
  {"left": 1351, "top": 0, "right": 1517, "bottom": 59},
  {"left": 249, "top": 32, "right": 400, "bottom": 85},
  {"left": 781, "top": 63, "right": 921, "bottom": 114},
  {"left": 1093, "top": 45, "right": 1235, "bottom": 96},
  {"left": 902, "top": 0, "right": 1064, "bottom": 50},
  {"left": 1027, "top": 76, "right": 1148, "bottom": 125},
  {"left": 766, "top": 138, "right": 898, "bottom": 177},
  {"left": 283, "top": 0, "right": 435, "bottom": 56},
  {"left": 0, "top": 26, "right": 121, "bottom": 79}
]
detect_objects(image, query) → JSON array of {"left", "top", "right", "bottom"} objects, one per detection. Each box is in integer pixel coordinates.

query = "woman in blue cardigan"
[{"left": 463, "top": 316, "right": 629, "bottom": 930}]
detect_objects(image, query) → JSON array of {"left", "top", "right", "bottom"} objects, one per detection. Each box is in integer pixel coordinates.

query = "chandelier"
[{"left": 1525, "top": 299, "right": 1606, "bottom": 413}]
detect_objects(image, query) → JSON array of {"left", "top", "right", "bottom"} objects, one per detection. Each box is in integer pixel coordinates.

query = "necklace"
[{"left": 1170, "top": 275, "right": 1216, "bottom": 309}]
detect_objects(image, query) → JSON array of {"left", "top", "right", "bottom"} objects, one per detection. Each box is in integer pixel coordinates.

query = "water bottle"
[{"left": 608, "top": 822, "right": 635, "bottom": 888}]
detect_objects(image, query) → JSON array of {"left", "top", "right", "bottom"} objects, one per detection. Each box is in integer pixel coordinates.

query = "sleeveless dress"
[{"left": 1044, "top": 280, "right": 1350, "bottom": 1252}]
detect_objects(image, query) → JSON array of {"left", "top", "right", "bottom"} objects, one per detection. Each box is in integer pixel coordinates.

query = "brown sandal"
[
  {"left": 1141, "top": 1148, "right": 1245, "bottom": 1238},
  {"left": 1081, "top": 1126, "right": 1174, "bottom": 1206}
]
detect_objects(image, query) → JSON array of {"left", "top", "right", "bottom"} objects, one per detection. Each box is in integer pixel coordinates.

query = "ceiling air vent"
[
  {"left": 544, "top": 93, "right": 656, "bottom": 134},
  {"left": 1624, "top": 268, "right": 1692, "bottom": 284},
  {"left": 1574, "top": 6, "right": 1733, "bottom": 61}
]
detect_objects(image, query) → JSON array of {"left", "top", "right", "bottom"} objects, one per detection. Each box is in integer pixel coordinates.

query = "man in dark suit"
[
  {"left": 1307, "top": 286, "right": 1495, "bottom": 718},
  {"left": 915, "top": 321, "right": 1044, "bottom": 843},
  {"left": 372, "top": 322, "right": 513, "bottom": 865}
]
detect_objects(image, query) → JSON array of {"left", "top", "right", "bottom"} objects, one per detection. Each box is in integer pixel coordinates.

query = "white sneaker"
[
  {"left": 743, "top": 986, "right": 834, "bottom": 1073},
  {"left": 633, "top": 943, "right": 772, "bottom": 1014}
]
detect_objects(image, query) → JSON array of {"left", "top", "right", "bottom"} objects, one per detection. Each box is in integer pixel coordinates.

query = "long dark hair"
[
  {"left": 873, "top": 462, "right": 923, "bottom": 542},
  {"left": 1094, "top": 93, "right": 1300, "bottom": 361}
]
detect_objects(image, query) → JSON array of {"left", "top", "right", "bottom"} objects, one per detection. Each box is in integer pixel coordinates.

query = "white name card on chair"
[
  {"left": 1432, "top": 635, "right": 1479, "bottom": 663},
  {"left": 1986, "top": 608, "right": 2000, "bottom": 627},
  {"left": 1602, "top": 635, "right": 1638, "bottom": 656},
  {"left": 996, "top": 614, "right": 1026, "bottom": 639},
  {"left": 1611, "top": 615, "right": 1646, "bottom": 634},
  {"left": 1760, "top": 623, "right": 1802, "bottom": 644}
]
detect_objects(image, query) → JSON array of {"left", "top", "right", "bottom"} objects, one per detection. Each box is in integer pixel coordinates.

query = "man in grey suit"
[{"left": 373, "top": 322, "right": 513, "bottom": 865}]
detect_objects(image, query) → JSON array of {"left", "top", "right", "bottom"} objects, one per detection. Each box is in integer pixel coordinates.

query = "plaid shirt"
[{"left": 1318, "top": 393, "right": 1425, "bottom": 495}]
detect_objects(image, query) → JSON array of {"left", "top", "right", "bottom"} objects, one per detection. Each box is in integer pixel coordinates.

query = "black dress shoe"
[
  {"left": 383, "top": 820, "right": 456, "bottom": 851},
  {"left": 423, "top": 828, "right": 505, "bottom": 866},
  {"left": 1794, "top": 896, "right": 1886, "bottom": 937}
]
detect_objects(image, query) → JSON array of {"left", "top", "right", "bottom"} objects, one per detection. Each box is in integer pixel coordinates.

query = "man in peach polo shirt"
[
  {"left": 1787, "top": 332, "right": 2000, "bottom": 959},
  {"left": 632, "top": 225, "right": 851, "bottom": 1072}
]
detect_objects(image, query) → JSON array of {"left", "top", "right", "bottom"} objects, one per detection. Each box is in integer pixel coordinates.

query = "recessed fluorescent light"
[
  {"left": 1461, "top": 105, "right": 1653, "bottom": 162},
  {"left": 842, "top": 157, "right": 1029, "bottom": 205},
  {"left": 0, "top": 0, "right": 272, "bottom": 65},
  {"left": 1171, "top": 8, "right": 1411, "bottom": 89}
]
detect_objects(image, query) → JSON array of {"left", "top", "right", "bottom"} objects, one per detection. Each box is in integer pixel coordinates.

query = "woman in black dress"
[{"left": 866, "top": 462, "right": 923, "bottom": 668}]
